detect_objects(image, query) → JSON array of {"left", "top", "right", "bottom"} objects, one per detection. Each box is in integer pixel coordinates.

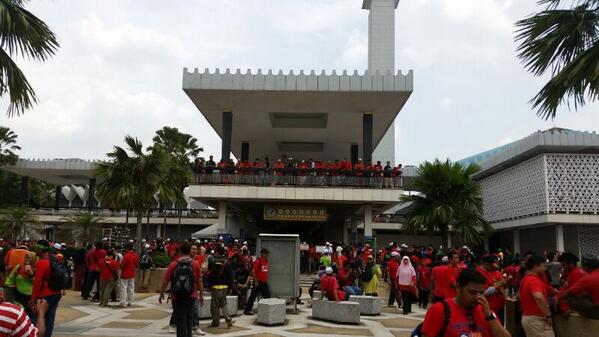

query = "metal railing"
[
  {"left": 191, "top": 171, "right": 403, "bottom": 189},
  {"left": 33, "top": 207, "right": 218, "bottom": 219}
]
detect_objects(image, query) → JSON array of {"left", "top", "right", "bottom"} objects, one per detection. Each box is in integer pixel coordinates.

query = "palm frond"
[{"left": 0, "top": 47, "right": 36, "bottom": 116}]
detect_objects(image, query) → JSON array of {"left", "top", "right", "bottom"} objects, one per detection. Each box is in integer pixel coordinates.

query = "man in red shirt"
[
  {"left": 159, "top": 242, "right": 203, "bottom": 337},
  {"left": 319, "top": 267, "right": 347, "bottom": 301},
  {"left": 520, "top": 256, "right": 554, "bottom": 337},
  {"left": 421, "top": 268, "right": 510, "bottom": 337},
  {"left": 119, "top": 243, "right": 139, "bottom": 307},
  {"left": 476, "top": 255, "right": 506, "bottom": 321},
  {"left": 557, "top": 254, "right": 599, "bottom": 319},
  {"left": 82, "top": 242, "right": 103, "bottom": 301},
  {"left": 30, "top": 240, "right": 62, "bottom": 337},
  {"left": 554, "top": 252, "right": 587, "bottom": 314},
  {"left": 387, "top": 251, "right": 402, "bottom": 308},
  {"left": 418, "top": 258, "right": 432, "bottom": 308},
  {"left": 431, "top": 252, "right": 459, "bottom": 303},
  {"left": 243, "top": 248, "right": 271, "bottom": 315},
  {"left": 98, "top": 248, "right": 119, "bottom": 307}
]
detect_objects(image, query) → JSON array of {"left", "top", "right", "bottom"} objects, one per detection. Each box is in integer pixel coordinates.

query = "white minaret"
[{"left": 363, "top": 0, "right": 399, "bottom": 165}]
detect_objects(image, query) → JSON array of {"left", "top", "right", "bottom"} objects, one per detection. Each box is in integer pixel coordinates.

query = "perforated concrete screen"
[{"left": 257, "top": 234, "right": 300, "bottom": 299}]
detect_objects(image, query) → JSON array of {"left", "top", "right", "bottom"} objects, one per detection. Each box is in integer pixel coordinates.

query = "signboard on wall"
[
  {"left": 263, "top": 205, "right": 327, "bottom": 222},
  {"left": 257, "top": 234, "right": 300, "bottom": 299}
]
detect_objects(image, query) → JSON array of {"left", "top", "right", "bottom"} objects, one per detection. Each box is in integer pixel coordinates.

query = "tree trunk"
[
  {"left": 177, "top": 206, "right": 182, "bottom": 240},
  {"left": 136, "top": 210, "right": 143, "bottom": 253},
  {"left": 441, "top": 225, "right": 449, "bottom": 250}
]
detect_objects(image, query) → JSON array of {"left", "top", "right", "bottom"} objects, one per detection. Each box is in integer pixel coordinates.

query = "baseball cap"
[
  {"left": 391, "top": 251, "right": 400, "bottom": 257},
  {"left": 442, "top": 256, "right": 449, "bottom": 262},
  {"left": 325, "top": 267, "right": 333, "bottom": 275}
]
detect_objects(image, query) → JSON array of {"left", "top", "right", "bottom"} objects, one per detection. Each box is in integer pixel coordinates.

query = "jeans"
[
  {"left": 82, "top": 270, "right": 100, "bottom": 300},
  {"left": 119, "top": 278, "right": 135, "bottom": 305},
  {"left": 172, "top": 297, "right": 194, "bottom": 337},
  {"left": 343, "top": 285, "right": 362, "bottom": 296},
  {"left": 31, "top": 293, "right": 61, "bottom": 337},
  {"left": 245, "top": 282, "right": 270, "bottom": 312},
  {"left": 192, "top": 298, "right": 199, "bottom": 328}
]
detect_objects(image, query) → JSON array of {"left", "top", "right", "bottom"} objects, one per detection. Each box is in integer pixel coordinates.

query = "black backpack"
[
  {"left": 171, "top": 259, "right": 194, "bottom": 296},
  {"left": 411, "top": 300, "right": 450, "bottom": 337},
  {"left": 361, "top": 264, "right": 374, "bottom": 282},
  {"left": 47, "top": 255, "right": 69, "bottom": 291}
]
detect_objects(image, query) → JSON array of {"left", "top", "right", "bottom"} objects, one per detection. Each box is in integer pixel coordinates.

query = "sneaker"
[
  {"left": 169, "top": 326, "right": 176, "bottom": 334},
  {"left": 225, "top": 318, "right": 233, "bottom": 328},
  {"left": 193, "top": 328, "right": 206, "bottom": 336}
]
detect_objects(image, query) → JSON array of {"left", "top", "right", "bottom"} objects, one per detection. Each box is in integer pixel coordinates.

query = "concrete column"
[
  {"left": 350, "top": 144, "right": 359, "bottom": 165},
  {"left": 447, "top": 231, "right": 452, "bottom": 250},
  {"left": 19, "top": 176, "right": 29, "bottom": 207},
  {"left": 218, "top": 201, "right": 227, "bottom": 233},
  {"left": 363, "top": 114, "right": 373, "bottom": 163},
  {"left": 241, "top": 142, "right": 249, "bottom": 162},
  {"left": 364, "top": 204, "right": 373, "bottom": 240},
  {"left": 351, "top": 216, "right": 358, "bottom": 244},
  {"left": 221, "top": 110, "right": 233, "bottom": 161},
  {"left": 556, "top": 224, "right": 564, "bottom": 252},
  {"left": 513, "top": 230, "right": 521, "bottom": 255},
  {"left": 54, "top": 185, "right": 61, "bottom": 210},
  {"left": 156, "top": 223, "right": 162, "bottom": 238},
  {"left": 88, "top": 178, "right": 96, "bottom": 210},
  {"left": 342, "top": 222, "right": 349, "bottom": 245}
]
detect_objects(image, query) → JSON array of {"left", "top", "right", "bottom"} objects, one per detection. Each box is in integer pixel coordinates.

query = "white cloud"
[{"left": 336, "top": 29, "right": 368, "bottom": 70}]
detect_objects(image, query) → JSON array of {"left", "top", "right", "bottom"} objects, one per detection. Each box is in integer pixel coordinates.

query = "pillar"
[
  {"left": 342, "top": 222, "right": 349, "bottom": 245},
  {"left": 156, "top": 221, "right": 162, "bottom": 238},
  {"left": 351, "top": 216, "right": 358, "bottom": 244},
  {"left": 556, "top": 224, "right": 564, "bottom": 252},
  {"left": 19, "top": 176, "right": 29, "bottom": 207},
  {"left": 241, "top": 142, "right": 249, "bottom": 162},
  {"left": 350, "top": 144, "right": 359, "bottom": 165},
  {"left": 513, "top": 230, "right": 521, "bottom": 255},
  {"left": 218, "top": 201, "right": 227, "bottom": 233},
  {"left": 364, "top": 204, "right": 373, "bottom": 241},
  {"left": 88, "top": 178, "right": 96, "bottom": 210},
  {"left": 221, "top": 110, "right": 232, "bottom": 160},
  {"left": 54, "top": 185, "right": 61, "bottom": 210},
  {"left": 447, "top": 231, "right": 452, "bottom": 250},
  {"left": 363, "top": 114, "right": 373, "bottom": 163}
]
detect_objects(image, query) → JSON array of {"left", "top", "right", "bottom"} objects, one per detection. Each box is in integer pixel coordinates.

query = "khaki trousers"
[
  {"left": 522, "top": 315, "right": 555, "bottom": 337},
  {"left": 100, "top": 279, "right": 116, "bottom": 306},
  {"left": 210, "top": 288, "right": 229, "bottom": 325}
]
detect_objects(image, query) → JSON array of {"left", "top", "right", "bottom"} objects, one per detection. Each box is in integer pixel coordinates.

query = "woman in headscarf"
[{"left": 396, "top": 255, "right": 417, "bottom": 315}]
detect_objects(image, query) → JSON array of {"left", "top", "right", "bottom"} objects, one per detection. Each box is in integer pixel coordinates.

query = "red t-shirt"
[
  {"left": 504, "top": 265, "right": 520, "bottom": 287},
  {"left": 163, "top": 257, "right": 201, "bottom": 299},
  {"left": 555, "top": 267, "right": 587, "bottom": 312},
  {"left": 337, "top": 255, "right": 347, "bottom": 269},
  {"left": 433, "top": 265, "right": 458, "bottom": 298},
  {"left": 338, "top": 268, "right": 352, "bottom": 286},
  {"left": 320, "top": 274, "right": 346, "bottom": 301},
  {"left": 418, "top": 265, "right": 432, "bottom": 289},
  {"left": 86, "top": 249, "right": 98, "bottom": 272},
  {"left": 99, "top": 257, "right": 119, "bottom": 281},
  {"left": 422, "top": 299, "right": 498, "bottom": 337},
  {"left": 387, "top": 259, "right": 399, "bottom": 281},
  {"left": 569, "top": 269, "right": 599, "bottom": 305},
  {"left": 520, "top": 273, "right": 547, "bottom": 316},
  {"left": 31, "top": 257, "right": 62, "bottom": 301},
  {"left": 120, "top": 251, "right": 139, "bottom": 279},
  {"left": 253, "top": 257, "right": 269, "bottom": 283},
  {"left": 476, "top": 266, "right": 506, "bottom": 313}
]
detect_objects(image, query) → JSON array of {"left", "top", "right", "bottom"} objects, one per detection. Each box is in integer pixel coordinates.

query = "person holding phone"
[{"left": 421, "top": 268, "right": 511, "bottom": 337}]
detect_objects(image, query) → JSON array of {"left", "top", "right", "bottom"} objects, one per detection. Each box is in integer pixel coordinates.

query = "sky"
[{"left": 1, "top": 0, "right": 598, "bottom": 166}]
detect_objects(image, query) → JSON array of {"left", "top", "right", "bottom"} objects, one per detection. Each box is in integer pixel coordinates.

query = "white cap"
[
  {"left": 142, "top": 239, "right": 146, "bottom": 243},
  {"left": 243, "top": 241, "right": 248, "bottom": 245},
  {"left": 219, "top": 236, "right": 223, "bottom": 240},
  {"left": 401, "top": 244, "right": 408, "bottom": 248},
  {"left": 234, "top": 239, "right": 239, "bottom": 242},
  {"left": 391, "top": 251, "right": 400, "bottom": 257},
  {"left": 144, "top": 244, "right": 150, "bottom": 249},
  {"left": 325, "top": 242, "right": 330, "bottom": 245},
  {"left": 336, "top": 246, "right": 343, "bottom": 252},
  {"left": 325, "top": 267, "right": 333, "bottom": 275},
  {"left": 442, "top": 256, "right": 449, "bottom": 262},
  {"left": 53, "top": 243, "right": 62, "bottom": 250},
  {"left": 102, "top": 237, "right": 108, "bottom": 241}
]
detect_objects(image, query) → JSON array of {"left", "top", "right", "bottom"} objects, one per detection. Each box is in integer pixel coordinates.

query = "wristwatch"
[{"left": 485, "top": 312, "right": 497, "bottom": 321}]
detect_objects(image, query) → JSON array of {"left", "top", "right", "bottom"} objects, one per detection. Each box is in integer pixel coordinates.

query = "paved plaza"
[{"left": 51, "top": 283, "right": 424, "bottom": 337}]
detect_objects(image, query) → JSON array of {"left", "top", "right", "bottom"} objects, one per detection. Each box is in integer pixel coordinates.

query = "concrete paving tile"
[
  {"left": 123, "top": 308, "right": 170, "bottom": 320},
  {"left": 237, "top": 334, "right": 283, "bottom": 337},
  {"left": 199, "top": 323, "right": 249, "bottom": 334},
  {"left": 286, "top": 323, "right": 373, "bottom": 336},
  {"left": 55, "top": 307, "right": 89, "bottom": 325},
  {"left": 99, "top": 321, "right": 151, "bottom": 329},
  {"left": 380, "top": 317, "right": 421, "bottom": 329},
  {"left": 391, "top": 331, "right": 413, "bottom": 337}
]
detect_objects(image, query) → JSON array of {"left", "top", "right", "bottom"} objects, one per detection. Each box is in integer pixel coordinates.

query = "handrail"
[{"left": 33, "top": 207, "right": 218, "bottom": 219}]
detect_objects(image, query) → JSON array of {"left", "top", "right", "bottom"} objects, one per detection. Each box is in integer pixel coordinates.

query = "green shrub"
[{"left": 152, "top": 251, "right": 171, "bottom": 268}]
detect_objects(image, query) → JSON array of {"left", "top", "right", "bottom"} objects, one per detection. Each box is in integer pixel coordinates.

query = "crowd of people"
[
  {"left": 2, "top": 236, "right": 599, "bottom": 337},
  {"left": 192, "top": 155, "right": 404, "bottom": 188}
]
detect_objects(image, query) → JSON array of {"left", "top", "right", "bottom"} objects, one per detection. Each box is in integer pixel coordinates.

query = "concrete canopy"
[
  {"left": 183, "top": 68, "right": 413, "bottom": 162},
  {"left": 2, "top": 159, "right": 97, "bottom": 185}
]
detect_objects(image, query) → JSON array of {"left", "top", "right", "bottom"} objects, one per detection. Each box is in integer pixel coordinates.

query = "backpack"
[
  {"left": 140, "top": 252, "right": 152, "bottom": 269},
  {"left": 411, "top": 300, "right": 450, "bottom": 337},
  {"left": 171, "top": 259, "right": 194, "bottom": 296},
  {"left": 361, "top": 264, "right": 374, "bottom": 282},
  {"left": 47, "top": 255, "right": 69, "bottom": 291}
]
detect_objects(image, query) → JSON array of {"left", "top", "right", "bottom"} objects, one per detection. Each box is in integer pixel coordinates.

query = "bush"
[{"left": 152, "top": 251, "right": 171, "bottom": 268}]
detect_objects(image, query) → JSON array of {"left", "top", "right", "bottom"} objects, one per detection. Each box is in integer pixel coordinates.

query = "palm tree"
[
  {"left": 0, "top": 206, "right": 40, "bottom": 241},
  {"left": 515, "top": 0, "right": 599, "bottom": 120},
  {"left": 59, "top": 212, "right": 105, "bottom": 244},
  {"left": 0, "top": 126, "right": 20, "bottom": 165},
  {"left": 400, "top": 159, "right": 493, "bottom": 247},
  {"left": 95, "top": 136, "right": 181, "bottom": 251},
  {"left": 151, "top": 126, "right": 203, "bottom": 160},
  {"left": 0, "top": 0, "right": 59, "bottom": 116}
]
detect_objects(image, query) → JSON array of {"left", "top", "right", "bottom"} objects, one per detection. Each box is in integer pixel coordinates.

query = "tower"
[{"left": 362, "top": 0, "right": 399, "bottom": 165}]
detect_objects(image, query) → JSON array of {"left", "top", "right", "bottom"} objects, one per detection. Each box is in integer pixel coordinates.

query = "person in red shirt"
[
  {"left": 418, "top": 258, "right": 432, "bottom": 308},
  {"left": 421, "top": 268, "right": 511, "bottom": 337},
  {"left": 503, "top": 259, "right": 521, "bottom": 298},
  {"left": 557, "top": 254, "right": 599, "bottom": 319},
  {"left": 159, "top": 242, "right": 203, "bottom": 337},
  {"left": 119, "top": 243, "right": 139, "bottom": 307},
  {"left": 387, "top": 251, "right": 402, "bottom": 308},
  {"left": 243, "top": 248, "right": 271, "bottom": 315},
  {"left": 319, "top": 267, "right": 347, "bottom": 301},
  {"left": 82, "top": 242, "right": 103, "bottom": 301},
  {"left": 552, "top": 252, "right": 586, "bottom": 314},
  {"left": 431, "top": 252, "right": 459, "bottom": 302},
  {"left": 30, "top": 240, "right": 62, "bottom": 337},
  {"left": 520, "top": 256, "right": 554, "bottom": 337},
  {"left": 476, "top": 255, "right": 506, "bottom": 321},
  {"left": 98, "top": 248, "right": 119, "bottom": 307}
]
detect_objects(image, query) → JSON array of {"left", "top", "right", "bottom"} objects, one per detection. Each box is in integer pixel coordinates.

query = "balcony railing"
[
  {"left": 34, "top": 207, "right": 218, "bottom": 219},
  {"left": 191, "top": 171, "right": 403, "bottom": 189}
]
